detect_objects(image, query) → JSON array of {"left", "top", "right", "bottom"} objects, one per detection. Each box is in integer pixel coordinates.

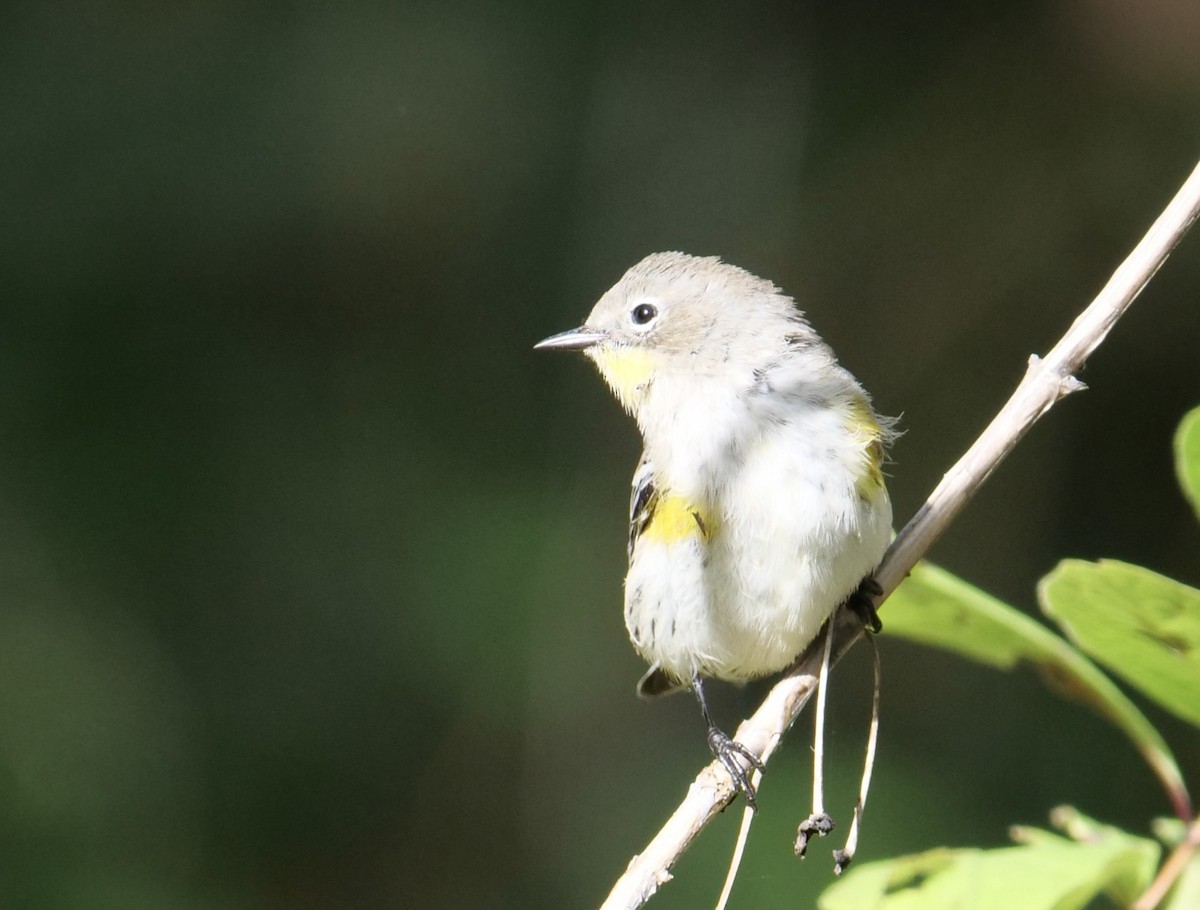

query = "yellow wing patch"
[
  {"left": 628, "top": 461, "right": 711, "bottom": 554},
  {"left": 642, "top": 494, "right": 713, "bottom": 545},
  {"left": 847, "top": 397, "right": 887, "bottom": 499}
]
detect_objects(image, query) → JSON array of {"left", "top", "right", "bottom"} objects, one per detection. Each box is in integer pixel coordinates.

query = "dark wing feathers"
[{"left": 627, "top": 452, "right": 657, "bottom": 559}]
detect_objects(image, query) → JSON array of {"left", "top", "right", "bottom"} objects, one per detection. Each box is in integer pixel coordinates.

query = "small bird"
[{"left": 536, "top": 252, "right": 893, "bottom": 809}]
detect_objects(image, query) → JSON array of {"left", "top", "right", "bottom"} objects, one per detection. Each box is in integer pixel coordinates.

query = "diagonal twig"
[{"left": 1133, "top": 814, "right": 1200, "bottom": 910}]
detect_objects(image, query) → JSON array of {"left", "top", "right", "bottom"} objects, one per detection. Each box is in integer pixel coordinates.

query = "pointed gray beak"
[{"left": 533, "top": 326, "right": 606, "bottom": 351}]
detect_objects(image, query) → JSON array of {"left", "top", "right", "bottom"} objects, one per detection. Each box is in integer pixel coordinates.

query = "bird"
[{"left": 536, "top": 251, "right": 893, "bottom": 810}]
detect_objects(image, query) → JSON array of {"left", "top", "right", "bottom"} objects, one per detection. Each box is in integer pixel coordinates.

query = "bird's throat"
[{"left": 589, "top": 346, "right": 656, "bottom": 412}]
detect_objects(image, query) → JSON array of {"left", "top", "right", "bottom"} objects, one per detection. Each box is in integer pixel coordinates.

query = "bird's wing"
[
  {"left": 627, "top": 450, "right": 657, "bottom": 560},
  {"left": 628, "top": 453, "right": 689, "bottom": 699}
]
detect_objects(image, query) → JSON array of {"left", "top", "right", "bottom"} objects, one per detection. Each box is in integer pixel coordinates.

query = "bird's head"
[{"left": 536, "top": 251, "right": 815, "bottom": 413}]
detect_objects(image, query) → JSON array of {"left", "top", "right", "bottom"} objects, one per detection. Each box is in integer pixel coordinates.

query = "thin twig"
[
  {"left": 1133, "top": 815, "right": 1200, "bottom": 910},
  {"left": 713, "top": 773, "right": 760, "bottom": 910},
  {"left": 834, "top": 634, "right": 883, "bottom": 874},
  {"left": 810, "top": 620, "right": 834, "bottom": 820},
  {"left": 599, "top": 158, "right": 1200, "bottom": 910}
]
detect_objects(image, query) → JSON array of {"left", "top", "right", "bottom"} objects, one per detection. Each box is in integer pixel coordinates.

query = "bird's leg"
[
  {"left": 692, "top": 676, "right": 763, "bottom": 810},
  {"left": 795, "top": 620, "right": 836, "bottom": 858},
  {"left": 845, "top": 575, "right": 884, "bottom": 633}
]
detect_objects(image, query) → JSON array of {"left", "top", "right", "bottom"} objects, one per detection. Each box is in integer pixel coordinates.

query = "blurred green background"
[{"left": 2, "top": 1, "right": 1199, "bottom": 907}]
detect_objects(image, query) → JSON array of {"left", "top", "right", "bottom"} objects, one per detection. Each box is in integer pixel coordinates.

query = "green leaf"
[
  {"left": 1012, "top": 806, "right": 1161, "bottom": 906},
  {"left": 886, "top": 563, "right": 1190, "bottom": 818},
  {"left": 1175, "top": 406, "right": 1200, "bottom": 519},
  {"left": 820, "top": 824, "right": 1159, "bottom": 910},
  {"left": 1151, "top": 816, "right": 1188, "bottom": 846},
  {"left": 885, "top": 562, "right": 1064, "bottom": 670},
  {"left": 1040, "top": 560, "right": 1200, "bottom": 729}
]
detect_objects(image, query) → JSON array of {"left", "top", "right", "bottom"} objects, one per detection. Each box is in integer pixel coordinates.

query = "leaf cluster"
[{"left": 823, "top": 408, "right": 1200, "bottom": 910}]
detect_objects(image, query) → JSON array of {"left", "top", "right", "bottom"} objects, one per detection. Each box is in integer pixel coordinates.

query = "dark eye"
[{"left": 631, "top": 303, "right": 658, "bottom": 325}]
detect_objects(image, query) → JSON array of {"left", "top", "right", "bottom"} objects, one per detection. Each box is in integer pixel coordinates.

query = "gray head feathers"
[{"left": 582, "top": 251, "right": 825, "bottom": 370}]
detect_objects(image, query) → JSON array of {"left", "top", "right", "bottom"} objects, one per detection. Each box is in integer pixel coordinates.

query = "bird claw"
[
  {"left": 846, "top": 576, "right": 884, "bottom": 633},
  {"left": 706, "top": 725, "right": 763, "bottom": 810}
]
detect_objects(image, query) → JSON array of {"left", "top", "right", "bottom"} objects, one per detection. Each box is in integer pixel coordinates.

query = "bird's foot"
[
  {"left": 706, "top": 725, "right": 763, "bottom": 810},
  {"left": 846, "top": 576, "right": 884, "bottom": 633}
]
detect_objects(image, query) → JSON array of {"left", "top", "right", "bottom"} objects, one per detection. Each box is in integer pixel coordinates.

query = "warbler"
[{"left": 536, "top": 252, "right": 893, "bottom": 807}]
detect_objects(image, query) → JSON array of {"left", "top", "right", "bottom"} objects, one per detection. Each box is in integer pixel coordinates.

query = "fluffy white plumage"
[{"left": 538, "top": 252, "right": 893, "bottom": 692}]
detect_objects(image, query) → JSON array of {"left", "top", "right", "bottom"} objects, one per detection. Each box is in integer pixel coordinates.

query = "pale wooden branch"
[
  {"left": 600, "top": 158, "right": 1200, "bottom": 910},
  {"left": 1133, "top": 814, "right": 1200, "bottom": 910}
]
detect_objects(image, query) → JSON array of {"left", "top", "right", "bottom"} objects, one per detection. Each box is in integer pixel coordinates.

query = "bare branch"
[
  {"left": 1133, "top": 814, "right": 1200, "bottom": 910},
  {"left": 600, "top": 158, "right": 1200, "bottom": 910}
]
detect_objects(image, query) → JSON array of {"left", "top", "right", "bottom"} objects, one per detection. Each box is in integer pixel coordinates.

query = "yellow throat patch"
[{"left": 588, "top": 346, "right": 655, "bottom": 412}]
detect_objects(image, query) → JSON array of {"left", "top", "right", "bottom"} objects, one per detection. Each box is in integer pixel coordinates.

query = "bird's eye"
[{"left": 631, "top": 303, "right": 658, "bottom": 326}]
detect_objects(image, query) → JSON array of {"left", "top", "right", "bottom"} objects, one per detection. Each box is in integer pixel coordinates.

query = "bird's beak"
[{"left": 533, "top": 326, "right": 606, "bottom": 351}]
